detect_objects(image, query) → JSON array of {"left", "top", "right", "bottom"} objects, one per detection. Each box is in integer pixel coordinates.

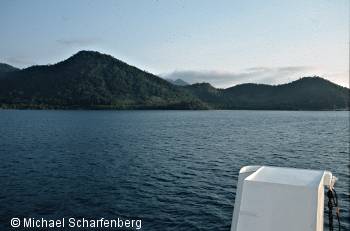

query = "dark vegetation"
[
  {"left": 0, "top": 51, "right": 205, "bottom": 109},
  {"left": 0, "top": 63, "right": 19, "bottom": 78},
  {"left": 183, "top": 78, "right": 349, "bottom": 110},
  {"left": 0, "top": 51, "right": 348, "bottom": 110}
]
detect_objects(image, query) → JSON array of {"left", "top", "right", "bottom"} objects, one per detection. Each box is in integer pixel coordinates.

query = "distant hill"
[
  {"left": 0, "top": 51, "right": 348, "bottom": 110},
  {"left": 0, "top": 63, "right": 19, "bottom": 73},
  {"left": 0, "top": 51, "right": 205, "bottom": 109},
  {"left": 183, "top": 77, "right": 349, "bottom": 110},
  {"left": 166, "top": 78, "right": 189, "bottom": 86}
]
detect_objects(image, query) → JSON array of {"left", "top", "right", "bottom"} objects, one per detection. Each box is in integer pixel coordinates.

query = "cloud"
[
  {"left": 56, "top": 38, "right": 101, "bottom": 46},
  {"left": 161, "top": 66, "right": 315, "bottom": 88}
]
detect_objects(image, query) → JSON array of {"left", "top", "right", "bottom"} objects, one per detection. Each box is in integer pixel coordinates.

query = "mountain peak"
[
  {"left": 166, "top": 78, "right": 189, "bottom": 86},
  {"left": 57, "top": 50, "right": 127, "bottom": 70},
  {"left": 297, "top": 76, "right": 323, "bottom": 82},
  {"left": 69, "top": 50, "right": 112, "bottom": 60},
  {"left": 191, "top": 82, "right": 215, "bottom": 88},
  {"left": 0, "top": 63, "right": 20, "bottom": 73},
  {"left": 288, "top": 76, "right": 340, "bottom": 88},
  {"left": 0, "top": 51, "right": 348, "bottom": 110}
]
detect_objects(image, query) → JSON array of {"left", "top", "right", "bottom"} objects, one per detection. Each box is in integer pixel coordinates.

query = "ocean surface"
[{"left": 0, "top": 110, "right": 349, "bottom": 230}]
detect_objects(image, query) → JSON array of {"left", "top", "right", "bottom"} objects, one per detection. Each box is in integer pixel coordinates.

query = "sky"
[{"left": 0, "top": 0, "right": 348, "bottom": 88}]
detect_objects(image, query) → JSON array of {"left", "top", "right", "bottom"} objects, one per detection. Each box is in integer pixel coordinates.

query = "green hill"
[
  {"left": 0, "top": 50, "right": 348, "bottom": 110},
  {"left": 0, "top": 51, "right": 205, "bottom": 109},
  {"left": 183, "top": 77, "right": 349, "bottom": 110},
  {"left": 0, "top": 63, "right": 20, "bottom": 79}
]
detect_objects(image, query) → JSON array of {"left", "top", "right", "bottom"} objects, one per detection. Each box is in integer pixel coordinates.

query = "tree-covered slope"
[
  {"left": 0, "top": 51, "right": 348, "bottom": 110},
  {"left": 184, "top": 77, "right": 349, "bottom": 110},
  {"left": 0, "top": 63, "right": 19, "bottom": 73},
  {"left": 0, "top": 63, "right": 20, "bottom": 79},
  {"left": 0, "top": 51, "right": 205, "bottom": 109}
]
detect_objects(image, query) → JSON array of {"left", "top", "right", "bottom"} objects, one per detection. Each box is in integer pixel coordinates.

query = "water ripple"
[{"left": 0, "top": 110, "right": 348, "bottom": 230}]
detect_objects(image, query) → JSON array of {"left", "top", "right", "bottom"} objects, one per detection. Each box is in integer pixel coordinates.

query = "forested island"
[{"left": 0, "top": 51, "right": 348, "bottom": 110}]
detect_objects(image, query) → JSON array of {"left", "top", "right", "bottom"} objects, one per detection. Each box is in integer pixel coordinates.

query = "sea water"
[{"left": 0, "top": 110, "right": 348, "bottom": 230}]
